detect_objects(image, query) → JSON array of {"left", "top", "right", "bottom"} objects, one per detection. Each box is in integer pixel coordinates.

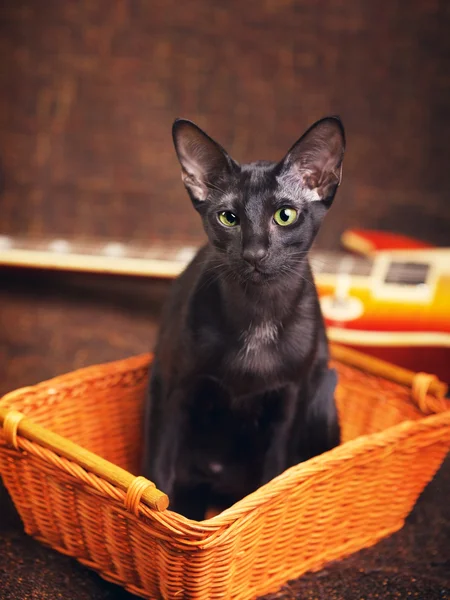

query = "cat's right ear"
[
  {"left": 278, "top": 117, "right": 345, "bottom": 207},
  {"left": 172, "top": 119, "right": 238, "bottom": 203}
]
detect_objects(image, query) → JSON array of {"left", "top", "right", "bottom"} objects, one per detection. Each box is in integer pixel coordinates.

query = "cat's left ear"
[
  {"left": 279, "top": 116, "right": 345, "bottom": 206},
  {"left": 172, "top": 119, "right": 239, "bottom": 204}
]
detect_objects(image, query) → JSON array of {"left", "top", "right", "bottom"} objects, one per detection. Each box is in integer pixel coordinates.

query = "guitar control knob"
[{"left": 320, "top": 294, "right": 364, "bottom": 322}]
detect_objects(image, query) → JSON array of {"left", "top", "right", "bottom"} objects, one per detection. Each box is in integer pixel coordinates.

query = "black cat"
[{"left": 142, "top": 116, "right": 345, "bottom": 520}]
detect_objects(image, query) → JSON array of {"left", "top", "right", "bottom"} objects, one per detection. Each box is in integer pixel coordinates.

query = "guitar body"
[
  {"left": 341, "top": 228, "right": 433, "bottom": 253},
  {"left": 318, "top": 231, "right": 450, "bottom": 383}
]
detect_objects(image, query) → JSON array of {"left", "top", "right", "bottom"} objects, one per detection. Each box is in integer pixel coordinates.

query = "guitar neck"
[
  {"left": 0, "top": 235, "right": 373, "bottom": 279},
  {"left": 0, "top": 236, "right": 200, "bottom": 279}
]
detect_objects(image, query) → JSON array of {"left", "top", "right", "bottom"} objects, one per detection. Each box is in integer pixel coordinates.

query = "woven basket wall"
[{"left": 0, "top": 345, "right": 449, "bottom": 600}]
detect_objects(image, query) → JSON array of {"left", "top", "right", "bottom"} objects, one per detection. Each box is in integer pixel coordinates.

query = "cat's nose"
[{"left": 242, "top": 246, "right": 267, "bottom": 267}]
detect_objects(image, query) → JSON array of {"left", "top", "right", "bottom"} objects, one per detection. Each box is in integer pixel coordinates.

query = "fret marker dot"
[
  {"left": 175, "top": 247, "right": 197, "bottom": 262},
  {"left": 103, "top": 242, "right": 126, "bottom": 257},
  {"left": 49, "top": 239, "right": 71, "bottom": 253},
  {"left": 0, "top": 235, "right": 12, "bottom": 250}
]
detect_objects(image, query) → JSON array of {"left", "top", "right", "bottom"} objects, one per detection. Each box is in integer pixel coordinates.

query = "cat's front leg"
[
  {"left": 142, "top": 373, "right": 186, "bottom": 501},
  {"left": 143, "top": 381, "right": 209, "bottom": 519},
  {"left": 261, "top": 384, "right": 299, "bottom": 485},
  {"left": 297, "top": 367, "right": 340, "bottom": 462}
]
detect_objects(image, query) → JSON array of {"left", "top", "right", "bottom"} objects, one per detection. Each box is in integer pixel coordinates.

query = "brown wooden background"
[{"left": 0, "top": 0, "right": 449, "bottom": 251}]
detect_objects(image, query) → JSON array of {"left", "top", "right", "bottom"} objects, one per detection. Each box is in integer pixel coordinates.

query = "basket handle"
[
  {"left": 330, "top": 344, "right": 449, "bottom": 408},
  {"left": 0, "top": 407, "right": 169, "bottom": 513}
]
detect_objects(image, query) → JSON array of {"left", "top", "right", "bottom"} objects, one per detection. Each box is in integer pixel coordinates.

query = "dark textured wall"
[{"left": 0, "top": 0, "right": 449, "bottom": 251}]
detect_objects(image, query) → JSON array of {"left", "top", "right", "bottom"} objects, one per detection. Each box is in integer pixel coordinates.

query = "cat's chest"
[
  {"left": 232, "top": 320, "right": 282, "bottom": 376},
  {"left": 241, "top": 322, "right": 279, "bottom": 353}
]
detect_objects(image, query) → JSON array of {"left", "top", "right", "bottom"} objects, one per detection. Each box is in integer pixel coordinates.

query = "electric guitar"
[
  {"left": 316, "top": 229, "right": 450, "bottom": 383},
  {"left": 0, "top": 230, "right": 448, "bottom": 382}
]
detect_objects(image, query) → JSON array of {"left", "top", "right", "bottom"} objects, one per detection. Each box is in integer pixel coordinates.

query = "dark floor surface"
[{"left": 0, "top": 269, "right": 449, "bottom": 600}]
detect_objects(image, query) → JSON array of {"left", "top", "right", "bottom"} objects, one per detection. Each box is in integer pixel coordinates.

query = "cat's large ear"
[
  {"left": 172, "top": 119, "right": 238, "bottom": 203},
  {"left": 279, "top": 116, "right": 345, "bottom": 206}
]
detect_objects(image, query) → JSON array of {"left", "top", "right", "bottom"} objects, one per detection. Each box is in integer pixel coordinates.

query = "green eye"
[
  {"left": 274, "top": 207, "right": 298, "bottom": 226},
  {"left": 218, "top": 211, "right": 239, "bottom": 227}
]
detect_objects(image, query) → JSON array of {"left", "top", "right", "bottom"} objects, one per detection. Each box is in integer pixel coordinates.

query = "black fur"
[{"left": 142, "top": 116, "right": 346, "bottom": 520}]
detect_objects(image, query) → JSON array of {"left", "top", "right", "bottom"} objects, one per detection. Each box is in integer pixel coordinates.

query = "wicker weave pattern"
[{"left": 0, "top": 349, "right": 449, "bottom": 599}]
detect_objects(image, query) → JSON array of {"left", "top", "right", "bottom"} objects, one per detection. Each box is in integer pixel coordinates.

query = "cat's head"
[{"left": 172, "top": 117, "right": 345, "bottom": 284}]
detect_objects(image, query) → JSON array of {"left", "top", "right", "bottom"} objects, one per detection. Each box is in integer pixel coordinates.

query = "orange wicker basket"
[{"left": 0, "top": 344, "right": 449, "bottom": 600}]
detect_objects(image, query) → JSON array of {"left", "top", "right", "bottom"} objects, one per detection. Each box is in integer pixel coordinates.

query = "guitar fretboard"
[{"left": 0, "top": 235, "right": 375, "bottom": 279}]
